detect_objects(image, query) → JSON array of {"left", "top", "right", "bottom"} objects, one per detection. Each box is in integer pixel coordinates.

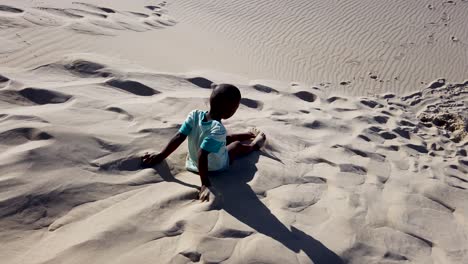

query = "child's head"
[{"left": 209, "top": 84, "right": 241, "bottom": 119}]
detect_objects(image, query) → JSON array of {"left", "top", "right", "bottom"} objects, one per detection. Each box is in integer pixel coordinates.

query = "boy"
[{"left": 141, "top": 84, "right": 266, "bottom": 201}]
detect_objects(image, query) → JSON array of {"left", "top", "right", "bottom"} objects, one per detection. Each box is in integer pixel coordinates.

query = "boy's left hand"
[{"left": 141, "top": 152, "right": 163, "bottom": 167}]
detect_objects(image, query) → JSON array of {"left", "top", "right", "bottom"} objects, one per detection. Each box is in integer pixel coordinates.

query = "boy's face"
[{"left": 223, "top": 101, "right": 240, "bottom": 119}]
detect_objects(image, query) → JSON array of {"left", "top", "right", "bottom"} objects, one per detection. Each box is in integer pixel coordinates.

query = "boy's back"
[{"left": 179, "top": 110, "right": 229, "bottom": 172}]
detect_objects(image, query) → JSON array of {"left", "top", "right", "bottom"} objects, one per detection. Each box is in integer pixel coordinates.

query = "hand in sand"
[
  {"left": 141, "top": 152, "right": 164, "bottom": 167},
  {"left": 198, "top": 185, "right": 214, "bottom": 202}
]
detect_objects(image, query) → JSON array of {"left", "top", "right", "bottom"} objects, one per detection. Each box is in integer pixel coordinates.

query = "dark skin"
[
  {"left": 142, "top": 100, "right": 257, "bottom": 202},
  {"left": 141, "top": 132, "right": 187, "bottom": 165}
]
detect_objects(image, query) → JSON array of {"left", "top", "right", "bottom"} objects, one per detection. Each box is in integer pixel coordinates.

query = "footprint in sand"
[
  {"left": 0, "top": 2, "right": 177, "bottom": 36},
  {"left": 72, "top": 3, "right": 116, "bottom": 14},
  {"left": 105, "top": 79, "right": 160, "bottom": 96},
  {"left": 332, "top": 144, "right": 386, "bottom": 162},
  {"left": 36, "top": 7, "right": 85, "bottom": 19},
  {"left": 240, "top": 98, "right": 263, "bottom": 110},
  {"left": 0, "top": 88, "right": 72, "bottom": 106},
  {"left": 393, "top": 127, "right": 411, "bottom": 139},
  {"left": 0, "top": 5, "right": 24, "bottom": 14},
  {"left": 0, "top": 5, "right": 66, "bottom": 29},
  {"left": 186, "top": 77, "right": 214, "bottom": 89},
  {"left": 405, "top": 144, "right": 429, "bottom": 154},
  {"left": 105, "top": 106, "right": 134, "bottom": 121},
  {"left": 18, "top": 87, "right": 73, "bottom": 105},
  {"left": 360, "top": 99, "right": 383, "bottom": 108},
  {"left": 293, "top": 91, "right": 317, "bottom": 102},
  {"left": 67, "top": 8, "right": 108, "bottom": 18},
  {"left": 0, "top": 114, "right": 49, "bottom": 123},
  {"left": 0, "top": 6, "right": 28, "bottom": 29},
  {"left": 379, "top": 131, "right": 397, "bottom": 140},
  {"left": 126, "top": 11, "right": 149, "bottom": 18},
  {"left": 93, "top": 155, "right": 143, "bottom": 172},
  {"left": 0, "top": 127, "right": 53, "bottom": 146},
  {"left": 326, "top": 96, "right": 347, "bottom": 103},
  {"left": 253, "top": 84, "right": 279, "bottom": 94},
  {"left": 144, "top": 2, "right": 177, "bottom": 27},
  {"left": 144, "top": 13, "right": 177, "bottom": 28},
  {"left": 0, "top": 74, "right": 9, "bottom": 83},
  {"left": 60, "top": 59, "right": 111, "bottom": 77},
  {"left": 22, "top": 9, "right": 65, "bottom": 27}
]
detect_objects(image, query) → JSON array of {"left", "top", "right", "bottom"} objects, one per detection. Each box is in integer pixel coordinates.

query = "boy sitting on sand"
[{"left": 141, "top": 84, "right": 266, "bottom": 201}]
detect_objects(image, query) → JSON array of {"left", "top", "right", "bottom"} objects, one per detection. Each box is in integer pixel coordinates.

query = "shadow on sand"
[
  {"left": 152, "top": 152, "right": 343, "bottom": 263},
  {"left": 211, "top": 152, "right": 343, "bottom": 264},
  {"left": 153, "top": 161, "right": 200, "bottom": 189}
]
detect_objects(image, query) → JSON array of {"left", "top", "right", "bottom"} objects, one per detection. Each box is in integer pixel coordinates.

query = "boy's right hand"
[
  {"left": 141, "top": 152, "right": 164, "bottom": 167},
  {"left": 198, "top": 185, "right": 210, "bottom": 202}
]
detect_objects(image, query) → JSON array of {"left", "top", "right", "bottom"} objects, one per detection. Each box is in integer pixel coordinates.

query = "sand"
[{"left": 0, "top": 1, "right": 467, "bottom": 264}]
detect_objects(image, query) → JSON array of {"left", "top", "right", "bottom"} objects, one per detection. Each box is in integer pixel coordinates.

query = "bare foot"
[
  {"left": 249, "top": 127, "right": 262, "bottom": 137},
  {"left": 250, "top": 128, "right": 266, "bottom": 149}
]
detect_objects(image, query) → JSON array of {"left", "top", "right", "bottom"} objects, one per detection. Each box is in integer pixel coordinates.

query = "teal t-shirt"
[{"left": 179, "top": 110, "right": 229, "bottom": 172}]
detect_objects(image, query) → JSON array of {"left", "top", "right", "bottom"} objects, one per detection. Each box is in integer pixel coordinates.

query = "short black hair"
[{"left": 210, "top": 84, "right": 241, "bottom": 111}]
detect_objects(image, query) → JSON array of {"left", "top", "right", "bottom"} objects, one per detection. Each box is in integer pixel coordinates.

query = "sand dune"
[
  {"left": 1, "top": 0, "right": 467, "bottom": 263},
  {"left": 0, "top": 1, "right": 177, "bottom": 72},
  {"left": 171, "top": 0, "right": 468, "bottom": 95},
  {"left": 1, "top": 0, "right": 467, "bottom": 95}
]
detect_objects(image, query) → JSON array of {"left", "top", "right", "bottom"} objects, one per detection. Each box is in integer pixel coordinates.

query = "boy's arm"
[
  {"left": 142, "top": 132, "right": 187, "bottom": 165},
  {"left": 197, "top": 148, "right": 211, "bottom": 202},
  {"left": 159, "top": 132, "right": 187, "bottom": 159},
  {"left": 197, "top": 149, "right": 211, "bottom": 186}
]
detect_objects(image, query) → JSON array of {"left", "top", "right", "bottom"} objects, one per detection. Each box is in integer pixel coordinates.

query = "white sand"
[
  {"left": 2, "top": 0, "right": 468, "bottom": 95},
  {"left": 0, "top": 1, "right": 467, "bottom": 264}
]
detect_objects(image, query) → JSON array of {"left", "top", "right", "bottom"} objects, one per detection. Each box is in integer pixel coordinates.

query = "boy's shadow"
[
  {"left": 150, "top": 153, "right": 342, "bottom": 263},
  {"left": 153, "top": 161, "right": 200, "bottom": 189},
  {"left": 209, "top": 152, "right": 343, "bottom": 264}
]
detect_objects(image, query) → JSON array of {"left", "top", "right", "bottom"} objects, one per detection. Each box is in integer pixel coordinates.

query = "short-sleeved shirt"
[{"left": 178, "top": 110, "right": 229, "bottom": 172}]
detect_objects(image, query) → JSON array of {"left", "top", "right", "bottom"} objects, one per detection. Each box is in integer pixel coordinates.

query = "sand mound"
[{"left": 1, "top": 56, "right": 467, "bottom": 263}]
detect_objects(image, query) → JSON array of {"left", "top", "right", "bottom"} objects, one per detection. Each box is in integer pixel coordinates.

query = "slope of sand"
[
  {"left": 1, "top": 56, "right": 467, "bottom": 263},
  {"left": 1, "top": 1, "right": 468, "bottom": 264}
]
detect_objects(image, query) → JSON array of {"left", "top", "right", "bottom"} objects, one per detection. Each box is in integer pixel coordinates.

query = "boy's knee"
[{"left": 228, "top": 141, "right": 243, "bottom": 151}]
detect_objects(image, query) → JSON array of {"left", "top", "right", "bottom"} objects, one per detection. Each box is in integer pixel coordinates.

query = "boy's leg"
[
  {"left": 227, "top": 141, "right": 256, "bottom": 163},
  {"left": 226, "top": 132, "right": 255, "bottom": 144},
  {"left": 227, "top": 130, "right": 266, "bottom": 162}
]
